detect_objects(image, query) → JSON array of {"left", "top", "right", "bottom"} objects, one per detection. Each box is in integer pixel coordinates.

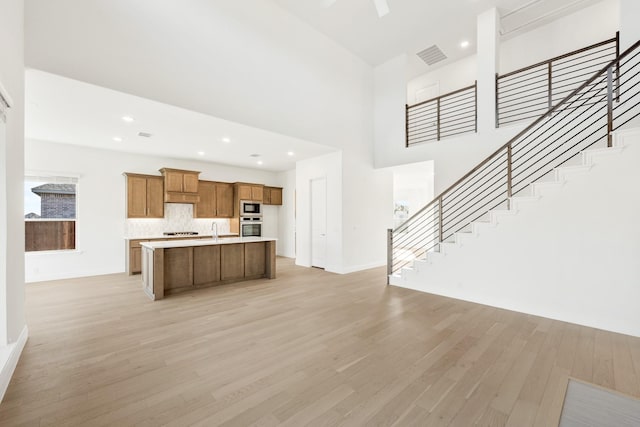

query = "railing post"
[
  {"left": 506, "top": 144, "right": 513, "bottom": 209},
  {"left": 386, "top": 228, "right": 393, "bottom": 284},
  {"left": 615, "top": 31, "right": 620, "bottom": 102},
  {"left": 436, "top": 98, "right": 441, "bottom": 141},
  {"left": 438, "top": 196, "right": 443, "bottom": 243},
  {"left": 607, "top": 67, "right": 614, "bottom": 147},
  {"left": 495, "top": 74, "right": 499, "bottom": 128},
  {"left": 547, "top": 62, "right": 553, "bottom": 111},
  {"left": 475, "top": 80, "right": 478, "bottom": 133},
  {"left": 405, "top": 104, "right": 409, "bottom": 147}
]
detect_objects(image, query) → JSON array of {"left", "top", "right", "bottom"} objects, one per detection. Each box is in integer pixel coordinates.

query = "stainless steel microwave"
[{"left": 240, "top": 200, "right": 262, "bottom": 217}]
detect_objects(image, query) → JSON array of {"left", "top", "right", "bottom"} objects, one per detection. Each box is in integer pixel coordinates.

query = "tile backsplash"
[{"left": 125, "top": 203, "right": 231, "bottom": 237}]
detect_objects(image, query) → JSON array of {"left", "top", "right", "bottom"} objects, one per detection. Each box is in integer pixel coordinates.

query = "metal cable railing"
[
  {"left": 406, "top": 82, "right": 477, "bottom": 146},
  {"left": 496, "top": 34, "right": 619, "bottom": 127},
  {"left": 388, "top": 39, "right": 640, "bottom": 279}
]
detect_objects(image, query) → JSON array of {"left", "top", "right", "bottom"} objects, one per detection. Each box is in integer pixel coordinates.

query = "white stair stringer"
[{"left": 390, "top": 128, "right": 640, "bottom": 338}]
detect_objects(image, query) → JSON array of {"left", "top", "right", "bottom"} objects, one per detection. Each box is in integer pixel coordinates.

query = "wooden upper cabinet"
[
  {"left": 195, "top": 180, "right": 216, "bottom": 218},
  {"left": 237, "top": 183, "right": 263, "bottom": 202},
  {"left": 160, "top": 168, "right": 200, "bottom": 203},
  {"left": 125, "top": 174, "right": 165, "bottom": 218},
  {"left": 251, "top": 185, "right": 263, "bottom": 202},
  {"left": 269, "top": 187, "right": 282, "bottom": 205},
  {"left": 127, "top": 175, "right": 147, "bottom": 217},
  {"left": 215, "top": 183, "right": 234, "bottom": 217},
  {"left": 165, "top": 171, "right": 184, "bottom": 193},
  {"left": 146, "top": 177, "right": 165, "bottom": 216},
  {"left": 183, "top": 173, "right": 199, "bottom": 193},
  {"left": 238, "top": 185, "right": 252, "bottom": 201},
  {"left": 263, "top": 187, "right": 283, "bottom": 206},
  {"left": 195, "top": 181, "right": 235, "bottom": 218}
]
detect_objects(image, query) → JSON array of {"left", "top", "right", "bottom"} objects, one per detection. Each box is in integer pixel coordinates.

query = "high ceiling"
[
  {"left": 23, "top": 0, "right": 602, "bottom": 171},
  {"left": 272, "top": 0, "right": 601, "bottom": 77},
  {"left": 25, "top": 70, "right": 335, "bottom": 172}
]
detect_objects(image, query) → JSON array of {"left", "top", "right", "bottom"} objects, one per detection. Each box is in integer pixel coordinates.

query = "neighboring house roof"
[
  {"left": 31, "top": 183, "right": 76, "bottom": 195},
  {"left": 24, "top": 212, "right": 41, "bottom": 219}
]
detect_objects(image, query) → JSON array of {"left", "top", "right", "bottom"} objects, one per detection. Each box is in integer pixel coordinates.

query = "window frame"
[{"left": 24, "top": 172, "right": 80, "bottom": 253}]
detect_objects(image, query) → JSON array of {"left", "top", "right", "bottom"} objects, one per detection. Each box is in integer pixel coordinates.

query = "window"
[{"left": 24, "top": 175, "right": 78, "bottom": 252}]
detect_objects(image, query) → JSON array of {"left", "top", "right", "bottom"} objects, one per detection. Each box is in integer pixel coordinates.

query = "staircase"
[{"left": 387, "top": 40, "right": 640, "bottom": 337}]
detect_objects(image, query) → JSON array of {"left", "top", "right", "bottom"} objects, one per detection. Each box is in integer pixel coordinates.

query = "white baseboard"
[
  {"left": 25, "top": 267, "right": 125, "bottom": 283},
  {"left": 0, "top": 325, "right": 28, "bottom": 402},
  {"left": 339, "top": 260, "right": 387, "bottom": 274}
]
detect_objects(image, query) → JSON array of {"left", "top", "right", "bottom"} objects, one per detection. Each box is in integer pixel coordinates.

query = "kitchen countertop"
[
  {"left": 140, "top": 236, "right": 277, "bottom": 249},
  {"left": 125, "top": 233, "right": 238, "bottom": 240}
]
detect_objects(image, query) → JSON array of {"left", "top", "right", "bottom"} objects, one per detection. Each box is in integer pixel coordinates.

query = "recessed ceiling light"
[
  {"left": 222, "top": 137, "right": 231, "bottom": 143},
  {"left": 122, "top": 116, "right": 134, "bottom": 123},
  {"left": 460, "top": 40, "right": 470, "bottom": 49},
  {"left": 197, "top": 151, "right": 205, "bottom": 156},
  {"left": 287, "top": 151, "right": 295, "bottom": 156},
  {"left": 257, "top": 160, "right": 264, "bottom": 165},
  {"left": 112, "top": 136, "right": 123, "bottom": 142}
]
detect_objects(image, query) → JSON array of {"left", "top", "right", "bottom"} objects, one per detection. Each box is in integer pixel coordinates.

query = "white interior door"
[{"left": 310, "top": 178, "right": 327, "bottom": 269}]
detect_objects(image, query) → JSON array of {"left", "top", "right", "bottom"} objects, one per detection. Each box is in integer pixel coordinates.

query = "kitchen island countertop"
[
  {"left": 125, "top": 233, "right": 238, "bottom": 240},
  {"left": 141, "top": 236, "right": 276, "bottom": 250}
]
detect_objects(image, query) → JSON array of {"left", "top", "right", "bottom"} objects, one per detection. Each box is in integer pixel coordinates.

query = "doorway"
[{"left": 310, "top": 177, "right": 326, "bottom": 269}]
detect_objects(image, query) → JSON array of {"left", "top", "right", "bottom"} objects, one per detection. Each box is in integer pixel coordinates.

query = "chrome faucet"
[{"left": 211, "top": 222, "right": 218, "bottom": 241}]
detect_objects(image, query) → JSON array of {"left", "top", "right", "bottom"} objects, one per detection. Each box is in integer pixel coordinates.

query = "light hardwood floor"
[{"left": 2, "top": 258, "right": 640, "bottom": 426}]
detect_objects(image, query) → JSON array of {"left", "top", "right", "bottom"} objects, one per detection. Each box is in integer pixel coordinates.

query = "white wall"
[
  {"left": 341, "top": 149, "right": 394, "bottom": 273},
  {"left": 276, "top": 169, "right": 296, "bottom": 258},
  {"left": 295, "top": 152, "right": 343, "bottom": 273},
  {"left": 374, "top": 54, "right": 409, "bottom": 167},
  {"left": 24, "top": 0, "right": 372, "bottom": 154},
  {"left": 407, "top": 0, "right": 620, "bottom": 101},
  {"left": 392, "top": 161, "right": 435, "bottom": 229},
  {"left": 500, "top": 0, "right": 620, "bottom": 74},
  {"left": 377, "top": 0, "right": 620, "bottom": 194},
  {"left": 619, "top": 0, "right": 640, "bottom": 50},
  {"left": 0, "top": 0, "right": 26, "bottom": 402},
  {"left": 407, "top": 55, "right": 477, "bottom": 105},
  {"left": 24, "top": 139, "right": 284, "bottom": 282},
  {"left": 393, "top": 129, "right": 640, "bottom": 338},
  {"left": 25, "top": 0, "right": 392, "bottom": 276}
]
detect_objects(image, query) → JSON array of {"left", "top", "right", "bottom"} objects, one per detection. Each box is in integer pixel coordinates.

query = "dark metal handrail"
[
  {"left": 406, "top": 82, "right": 477, "bottom": 146},
  {"left": 496, "top": 33, "right": 619, "bottom": 127},
  {"left": 389, "top": 38, "right": 640, "bottom": 279}
]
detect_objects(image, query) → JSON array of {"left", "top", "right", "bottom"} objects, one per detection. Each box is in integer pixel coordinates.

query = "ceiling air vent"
[
  {"left": 417, "top": 45, "right": 447, "bottom": 66},
  {"left": 137, "top": 131, "right": 152, "bottom": 138}
]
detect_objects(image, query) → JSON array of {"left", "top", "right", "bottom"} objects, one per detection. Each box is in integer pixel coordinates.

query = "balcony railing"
[
  {"left": 496, "top": 34, "right": 619, "bottom": 127},
  {"left": 406, "top": 82, "right": 477, "bottom": 147},
  {"left": 390, "top": 38, "right": 640, "bottom": 278}
]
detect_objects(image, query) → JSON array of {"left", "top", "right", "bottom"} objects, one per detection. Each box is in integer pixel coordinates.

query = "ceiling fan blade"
[
  {"left": 372, "top": 0, "right": 390, "bottom": 17},
  {"left": 321, "top": 0, "right": 338, "bottom": 8}
]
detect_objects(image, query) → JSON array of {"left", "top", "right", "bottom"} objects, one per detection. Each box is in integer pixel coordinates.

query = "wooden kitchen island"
[{"left": 140, "top": 237, "right": 276, "bottom": 300}]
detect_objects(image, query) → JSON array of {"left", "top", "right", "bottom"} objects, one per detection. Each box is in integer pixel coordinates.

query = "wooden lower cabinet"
[
  {"left": 193, "top": 245, "right": 221, "bottom": 285},
  {"left": 164, "top": 247, "right": 194, "bottom": 291},
  {"left": 141, "top": 240, "right": 276, "bottom": 300},
  {"left": 221, "top": 244, "right": 245, "bottom": 281},
  {"left": 245, "top": 242, "right": 266, "bottom": 277},
  {"left": 131, "top": 247, "right": 142, "bottom": 274},
  {"left": 129, "top": 239, "right": 148, "bottom": 274}
]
